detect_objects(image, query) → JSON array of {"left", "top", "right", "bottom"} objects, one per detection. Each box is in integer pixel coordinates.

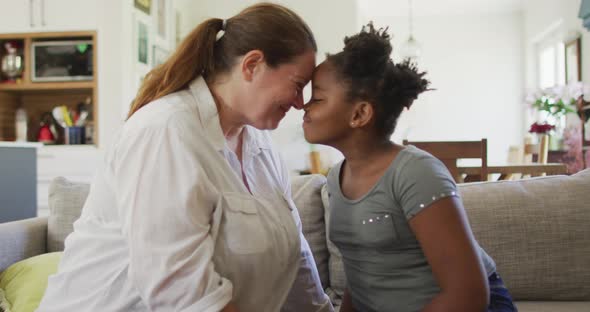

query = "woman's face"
[
  {"left": 243, "top": 49, "right": 316, "bottom": 130},
  {"left": 303, "top": 61, "right": 354, "bottom": 145}
]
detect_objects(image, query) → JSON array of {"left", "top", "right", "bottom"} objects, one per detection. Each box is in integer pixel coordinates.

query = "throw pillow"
[
  {"left": 291, "top": 174, "right": 330, "bottom": 289},
  {"left": 0, "top": 252, "right": 62, "bottom": 312},
  {"left": 48, "top": 177, "right": 90, "bottom": 252},
  {"left": 321, "top": 184, "right": 346, "bottom": 305}
]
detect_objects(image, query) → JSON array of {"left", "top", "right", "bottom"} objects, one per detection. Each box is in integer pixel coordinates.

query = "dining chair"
[
  {"left": 524, "top": 141, "right": 542, "bottom": 164},
  {"left": 402, "top": 139, "right": 488, "bottom": 182}
]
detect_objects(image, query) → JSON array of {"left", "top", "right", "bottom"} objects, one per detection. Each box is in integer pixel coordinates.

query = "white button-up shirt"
[{"left": 38, "top": 77, "right": 332, "bottom": 312}]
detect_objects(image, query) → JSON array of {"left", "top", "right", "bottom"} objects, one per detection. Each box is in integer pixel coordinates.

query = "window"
[{"left": 535, "top": 25, "right": 565, "bottom": 89}]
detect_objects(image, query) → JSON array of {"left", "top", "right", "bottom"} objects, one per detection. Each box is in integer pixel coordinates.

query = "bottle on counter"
[{"left": 15, "top": 107, "right": 27, "bottom": 142}]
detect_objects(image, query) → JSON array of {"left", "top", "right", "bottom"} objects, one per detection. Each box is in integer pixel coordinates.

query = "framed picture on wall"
[
  {"left": 136, "top": 20, "right": 149, "bottom": 65},
  {"left": 134, "top": 0, "right": 151, "bottom": 15},
  {"left": 565, "top": 37, "right": 582, "bottom": 84},
  {"left": 153, "top": 0, "right": 174, "bottom": 47}
]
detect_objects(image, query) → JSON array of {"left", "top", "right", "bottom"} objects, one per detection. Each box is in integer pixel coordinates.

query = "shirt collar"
[{"left": 188, "top": 76, "right": 271, "bottom": 154}]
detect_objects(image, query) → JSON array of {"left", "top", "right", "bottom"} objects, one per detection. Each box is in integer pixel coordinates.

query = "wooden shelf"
[
  {"left": 0, "top": 30, "right": 98, "bottom": 144},
  {"left": 0, "top": 81, "right": 94, "bottom": 92}
]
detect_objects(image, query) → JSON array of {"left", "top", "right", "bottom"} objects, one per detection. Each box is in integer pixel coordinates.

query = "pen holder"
[{"left": 64, "top": 126, "right": 86, "bottom": 145}]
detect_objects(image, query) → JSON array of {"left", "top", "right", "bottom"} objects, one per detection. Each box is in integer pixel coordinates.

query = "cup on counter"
[{"left": 64, "top": 126, "right": 86, "bottom": 145}]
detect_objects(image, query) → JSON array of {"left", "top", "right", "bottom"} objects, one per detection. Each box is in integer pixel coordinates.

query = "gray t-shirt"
[{"left": 327, "top": 146, "right": 496, "bottom": 312}]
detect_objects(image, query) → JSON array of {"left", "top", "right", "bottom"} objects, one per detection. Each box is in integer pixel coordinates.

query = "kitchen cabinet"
[{"left": 0, "top": 0, "right": 97, "bottom": 33}]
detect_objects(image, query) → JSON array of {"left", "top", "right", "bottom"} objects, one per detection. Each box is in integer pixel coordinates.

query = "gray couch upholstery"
[{"left": 1, "top": 170, "right": 589, "bottom": 311}]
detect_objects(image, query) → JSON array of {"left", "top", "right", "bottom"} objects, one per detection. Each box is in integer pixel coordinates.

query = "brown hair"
[
  {"left": 127, "top": 2, "right": 317, "bottom": 118},
  {"left": 327, "top": 22, "right": 430, "bottom": 137}
]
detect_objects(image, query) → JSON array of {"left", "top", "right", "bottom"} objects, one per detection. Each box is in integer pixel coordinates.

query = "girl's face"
[{"left": 303, "top": 61, "right": 355, "bottom": 145}]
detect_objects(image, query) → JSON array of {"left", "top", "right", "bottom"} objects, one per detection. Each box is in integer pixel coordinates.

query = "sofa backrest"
[
  {"left": 47, "top": 177, "right": 90, "bottom": 252},
  {"left": 458, "top": 169, "right": 590, "bottom": 301},
  {"left": 48, "top": 169, "right": 590, "bottom": 303}
]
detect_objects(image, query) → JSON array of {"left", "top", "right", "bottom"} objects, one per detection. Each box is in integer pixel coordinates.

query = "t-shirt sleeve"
[{"left": 393, "top": 152, "right": 459, "bottom": 220}]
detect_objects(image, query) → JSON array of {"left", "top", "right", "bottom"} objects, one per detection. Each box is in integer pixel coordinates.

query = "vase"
[
  {"left": 539, "top": 134, "right": 549, "bottom": 164},
  {"left": 549, "top": 115, "right": 566, "bottom": 151},
  {"left": 549, "top": 135, "right": 563, "bottom": 151}
]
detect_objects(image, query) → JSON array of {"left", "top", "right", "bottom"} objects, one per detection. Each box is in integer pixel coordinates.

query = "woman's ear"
[
  {"left": 349, "top": 101, "right": 374, "bottom": 128},
  {"left": 240, "top": 50, "right": 265, "bottom": 82}
]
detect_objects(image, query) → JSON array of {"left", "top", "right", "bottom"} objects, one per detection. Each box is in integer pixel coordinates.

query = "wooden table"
[{"left": 458, "top": 163, "right": 568, "bottom": 182}]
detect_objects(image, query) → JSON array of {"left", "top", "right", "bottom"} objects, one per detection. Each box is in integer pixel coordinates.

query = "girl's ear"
[
  {"left": 240, "top": 50, "right": 265, "bottom": 82},
  {"left": 349, "top": 101, "right": 374, "bottom": 128}
]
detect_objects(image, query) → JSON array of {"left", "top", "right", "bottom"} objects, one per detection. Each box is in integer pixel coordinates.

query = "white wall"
[
  {"left": 364, "top": 12, "right": 525, "bottom": 165},
  {"left": 523, "top": 0, "right": 589, "bottom": 89},
  {"left": 175, "top": 0, "right": 358, "bottom": 171},
  {"left": 96, "top": 0, "right": 129, "bottom": 150}
]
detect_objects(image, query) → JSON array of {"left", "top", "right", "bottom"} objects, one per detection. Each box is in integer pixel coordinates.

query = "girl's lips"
[{"left": 303, "top": 115, "right": 311, "bottom": 123}]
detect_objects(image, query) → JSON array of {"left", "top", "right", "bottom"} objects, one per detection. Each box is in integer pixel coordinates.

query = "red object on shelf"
[{"left": 37, "top": 124, "right": 55, "bottom": 144}]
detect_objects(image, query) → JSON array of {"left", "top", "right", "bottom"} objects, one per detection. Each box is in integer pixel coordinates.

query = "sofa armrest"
[{"left": 0, "top": 217, "right": 48, "bottom": 272}]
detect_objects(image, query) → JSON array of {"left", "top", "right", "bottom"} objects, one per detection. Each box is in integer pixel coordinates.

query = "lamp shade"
[{"left": 400, "top": 36, "right": 422, "bottom": 60}]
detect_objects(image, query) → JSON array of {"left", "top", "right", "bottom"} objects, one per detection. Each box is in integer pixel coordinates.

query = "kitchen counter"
[{"left": 0, "top": 141, "right": 43, "bottom": 148}]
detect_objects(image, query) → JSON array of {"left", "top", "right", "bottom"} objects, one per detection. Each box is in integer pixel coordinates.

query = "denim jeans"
[{"left": 488, "top": 272, "right": 518, "bottom": 312}]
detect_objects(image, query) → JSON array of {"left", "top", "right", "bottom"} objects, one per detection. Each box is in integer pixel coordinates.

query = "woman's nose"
[{"left": 292, "top": 92, "right": 304, "bottom": 110}]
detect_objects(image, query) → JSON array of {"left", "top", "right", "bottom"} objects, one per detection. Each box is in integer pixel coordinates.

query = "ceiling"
[{"left": 358, "top": 0, "right": 525, "bottom": 17}]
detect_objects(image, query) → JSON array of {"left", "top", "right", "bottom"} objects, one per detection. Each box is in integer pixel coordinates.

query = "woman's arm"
[
  {"left": 275, "top": 146, "right": 333, "bottom": 312},
  {"left": 409, "top": 197, "right": 489, "bottom": 312},
  {"left": 339, "top": 287, "right": 356, "bottom": 312},
  {"left": 116, "top": 125, "right": 233, "bottom": 311}
]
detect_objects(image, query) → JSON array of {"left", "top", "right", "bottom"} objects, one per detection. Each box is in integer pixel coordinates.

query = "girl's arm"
[{"left": 409, "top": 197, "right": 489, "bottom": 312}]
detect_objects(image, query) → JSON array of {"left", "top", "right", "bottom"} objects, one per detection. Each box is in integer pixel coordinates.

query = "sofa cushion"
[
  {"left": 459, "top": 169, "right": 590, "bottom": 301},
  {"left": 0, "top": 252, "right": 62, "bottom": 312},
  {"left": 515, "top": 301, "right": 590, "bottom": 312},
  {"left": 321, "top": 184, "right": 346, "bottom": 305},
  {"left": 291, "top": 174, "right": 330, "bottom": 289},
  {"left": 47, "top": 177, "right": 90, "bottom": 252}
]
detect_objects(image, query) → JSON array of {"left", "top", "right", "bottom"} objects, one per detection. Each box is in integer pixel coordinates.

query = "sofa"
[{"left": 1, "top": 170, "right": 590, "bottom": 311}]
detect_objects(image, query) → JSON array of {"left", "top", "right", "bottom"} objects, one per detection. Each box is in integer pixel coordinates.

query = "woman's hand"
[
  {"left": 410, "top": 197, "right": 489, "bottom": 312},
  {"left": 221, "top": 302, "right": 239, "bottom": 312},
  {"left": 339, "top": 287, "right": 356, "bottom": 312}
]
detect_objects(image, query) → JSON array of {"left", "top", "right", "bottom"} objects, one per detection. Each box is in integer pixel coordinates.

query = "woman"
[
  {"left": 302, "top": 23, "right": 517, "bottom": 312},
  {"left": 38, "top": 3, "right": 332, "bottom": 312}
]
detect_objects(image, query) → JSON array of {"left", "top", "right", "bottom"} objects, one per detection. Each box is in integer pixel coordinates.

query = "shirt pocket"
[
  {"left": 220, "top": 192, "right": 269, "bottom": 255},
  {"left": 358, "top": 213, "right": 399, "bottom": 248}
]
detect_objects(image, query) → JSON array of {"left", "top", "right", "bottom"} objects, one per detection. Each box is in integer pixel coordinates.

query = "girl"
[{"left": 303, "top": 23, "right": 517, "bottom": 312}]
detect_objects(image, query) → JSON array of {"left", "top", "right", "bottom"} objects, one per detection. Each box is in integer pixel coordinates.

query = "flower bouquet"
[
  {"left": 528, "top": 122, "right": 555, "bottom": 134},
  {"left": 526, "top": 82, "right": 590, "bottom": 150}
]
